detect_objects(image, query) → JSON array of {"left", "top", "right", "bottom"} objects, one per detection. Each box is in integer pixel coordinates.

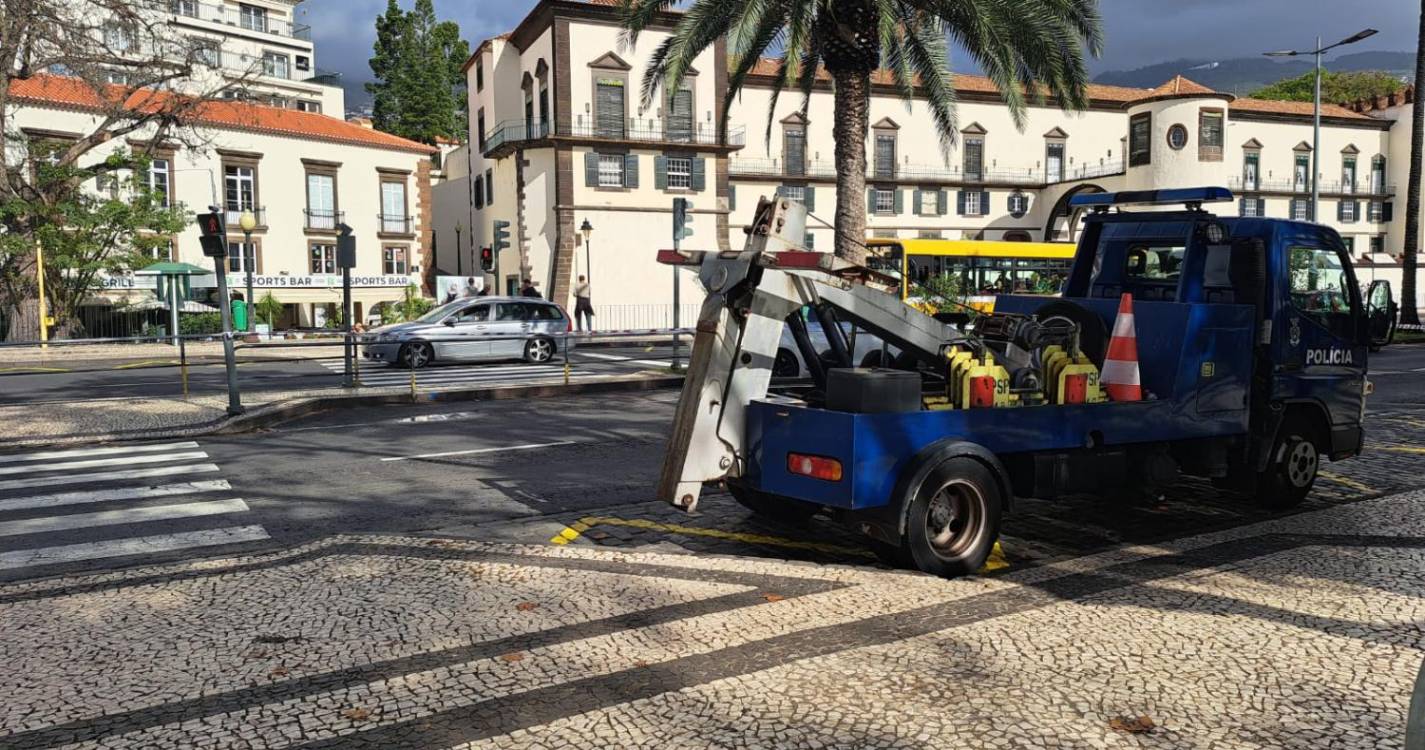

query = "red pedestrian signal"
[
  {"left": 480, "top": 246, "right": 494, "bottom": 272},
  {"left": 196, "top": 211, "right": 227, "bottom": 257}
]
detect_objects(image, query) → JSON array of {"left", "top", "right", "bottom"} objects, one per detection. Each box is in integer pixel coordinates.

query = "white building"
[{"left": 429, "top": 0, "right": 1417, "bottom": 318}]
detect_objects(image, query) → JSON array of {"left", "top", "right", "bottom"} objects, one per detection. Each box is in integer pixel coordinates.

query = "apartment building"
[{"left": 434, "top": 0, "right": 1413, "bottom": 314}]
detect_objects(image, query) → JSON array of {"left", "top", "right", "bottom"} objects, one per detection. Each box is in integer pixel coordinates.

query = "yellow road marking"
[
  {"left": 1318, "top": 471, "right": 1376, "bottom": 495},
  {"left": 549, "top": 515, "right": 1013, "bottom": 573},
  {"left": 1379, "top": 445, "right": 1425, "bottom": 454},
  {"left": 0, "top": 366, "right": 70, "bottom": 373},
  {"left": 114, "top": 359, "right": 179, "bottom": 369}
]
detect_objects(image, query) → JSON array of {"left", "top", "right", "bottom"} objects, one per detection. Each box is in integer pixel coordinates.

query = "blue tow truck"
[{"left": 657, "top": 188, "right": 1384, "bottom": 578}]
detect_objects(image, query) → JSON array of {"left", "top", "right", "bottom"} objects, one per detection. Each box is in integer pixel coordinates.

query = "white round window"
[{"left": 1167, "top": 124, "right": 1189, "bottom": 150}]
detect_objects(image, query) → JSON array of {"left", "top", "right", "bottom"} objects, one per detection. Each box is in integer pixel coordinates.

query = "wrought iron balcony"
[
  {"left": 482, "top": 118, "right": 746, "bottom": 157},
  {"left": 730, "top": 156, "right": 1112, "bottom": 186},
  {"left": 379, "top": 214, "right": 413, "bottom": 235},
  {"left": 170, "top": 0, "right": 312, "bottom": 41},
  {"left": 223, "top": 207, "right": 266, "bottom": 230},
  {"left": 304, "top": 209, "right": 344, "bottom": 231}
]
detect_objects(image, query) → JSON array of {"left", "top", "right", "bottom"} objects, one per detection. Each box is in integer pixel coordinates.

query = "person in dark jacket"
[{"left": 520, "top": 279, "right": 542, "bottom": 298}]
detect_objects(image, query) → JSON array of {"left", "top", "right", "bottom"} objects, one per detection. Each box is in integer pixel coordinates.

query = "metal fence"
[
  {"left": 0, "top": 304, "right": 211, "bottom": 342},
  {"left": 590, "top": 304, "right": 702, "bottom": 331}
]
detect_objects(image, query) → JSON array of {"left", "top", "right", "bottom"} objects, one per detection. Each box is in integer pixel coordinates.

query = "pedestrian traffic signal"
[
  {"left": 196, "top": 211, "right": 227, "bottom": 258},
  {"left": 480, "top": 246, "right": 494, "bottom": 272},
  {"left": 336, "top": 223, "right": 356, "bottom": 269},
  {"left": 672, "top": 198, "right": 693, "bottom": 241},
  {"left": 493, "top": 220, "right": 511, "bottom": 253}
]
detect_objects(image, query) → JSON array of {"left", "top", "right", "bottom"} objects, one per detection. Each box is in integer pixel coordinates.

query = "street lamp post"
[
  {"left": 580, "top": 219, "right": 594, "bottom": 290},
  {"left": 1265, "top": 28, "right": 1378, "bottom": 220},
  {"left": 454, "top": 223, "right": 464, "bottom": 276},
  {"left": 238, "top": 210, "right": 258, "bottom": 333}
]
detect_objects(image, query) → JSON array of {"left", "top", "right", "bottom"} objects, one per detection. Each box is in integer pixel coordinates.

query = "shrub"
[{"left": 179, "top": 311, "right": 223, "bottom": 335}]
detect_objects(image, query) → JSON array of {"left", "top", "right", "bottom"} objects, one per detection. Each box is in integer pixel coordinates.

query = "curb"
[{"left": 0, "top": 374, "right": 685, "bottom": 450}]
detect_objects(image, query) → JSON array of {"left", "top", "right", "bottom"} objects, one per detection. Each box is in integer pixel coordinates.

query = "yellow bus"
[{"left": 865, "top": 238, "right": 1075, "bottom": 313}]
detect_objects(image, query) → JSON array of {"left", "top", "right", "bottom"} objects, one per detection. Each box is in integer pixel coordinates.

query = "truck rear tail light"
[
  {"left": 787, "top": 452, "right": 843, "bottom": 481},
  {"left": 969, "top": 376, "right": 996, "bottom": 407}
]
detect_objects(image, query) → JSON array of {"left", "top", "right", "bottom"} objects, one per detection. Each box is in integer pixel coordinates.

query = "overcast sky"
[{"left": 302, "top": 0, "right": 1419, "bottom": 106}]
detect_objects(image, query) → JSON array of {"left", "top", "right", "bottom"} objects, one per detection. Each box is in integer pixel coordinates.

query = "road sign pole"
[
  {"left": 672, "top": 230, "right": 681, "bottom": 373},
  {"left": 213, "top": 256, "right": 244, "bottom": 416},
  {"left": 342, "top": 266, "right": 353, "bottom": 388}
]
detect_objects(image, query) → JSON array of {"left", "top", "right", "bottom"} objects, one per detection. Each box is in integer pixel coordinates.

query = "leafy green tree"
[
  {"left": 366, "top": 0, "right": 470, "bottom": 144},
  {"left": 1250, "top": 70, "right": 1404, "bottom": 104},
  {"left": 619, "top": 0, "right": 1101, "bottom": 265},
  {"left": 255, "top": 292, "right": 285, "bottom": 330}
]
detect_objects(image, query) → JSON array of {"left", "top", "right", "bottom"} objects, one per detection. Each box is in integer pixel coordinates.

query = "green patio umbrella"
[{"left": 134, "top": 261, "right": 212, "bottom": 344}]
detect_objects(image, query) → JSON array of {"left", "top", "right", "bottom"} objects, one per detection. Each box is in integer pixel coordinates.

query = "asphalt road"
[
  {"left": 0, "top": 344, "right": 680, "bottom": 405},
  {"left": 1, "top": 343, "right": 1422, "bottom": 583}
]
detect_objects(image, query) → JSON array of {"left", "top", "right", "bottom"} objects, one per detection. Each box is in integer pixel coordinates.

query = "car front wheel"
[{"left": 399, "top": 342, "right": 432, "bottom": 369}]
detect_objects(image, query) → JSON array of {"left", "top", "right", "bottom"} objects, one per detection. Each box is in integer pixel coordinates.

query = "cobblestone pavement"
[{"left": 3, "top": 487, "right": 1425, "bottom": 749}]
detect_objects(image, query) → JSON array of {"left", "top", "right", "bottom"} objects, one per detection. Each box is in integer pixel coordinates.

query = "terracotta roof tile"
[
  {"left": 1231, "top": 96, "right": 1375, "bottom": 121},
  {"left": 10, "top": 74, "right": 437, "bottom": 154},
  {"left": 745, "top": 57, "right": 1151, "bottom": 103},
  {"left": 1148, "top": 75, "right": 1217, "bottom": 96}
]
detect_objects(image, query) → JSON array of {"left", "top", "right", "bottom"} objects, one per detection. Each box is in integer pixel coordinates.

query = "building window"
[
  {"left": 261, "top": 51, "right": 289, "bottom": 79},
  {"left": 476, "top": 108, "right": 486, "bottom": 150},
  {"left": 172, "top": 0, "right": 198, "bottom": 16},
  {"left": 1371, "top": 235, "right": 1385, "bottom": 255},
  {"left": 1342, "top": 156, "right": 1357, "bottom": 193},
  {"left": 306, "top": 173, "right": 336, "bottom": 229},
  {"left": 1369, "top": 200, "right": 1384, "bottom": 222},
  {"left": 781, "top": 185, "right": 806, "bottom": 204},
  {"left": 874, "top": 134, "right": 896, "bottom": 179},
  {"left": 665, "top": 156, "right": 692, "bottom": 189},
  {"left": 383, "top": 246, "right": 408, "bottom": 275},
  {"left": 296, "top": 100, "right": 321, "bottom": 113},
  {"left": 1198, "top": 110, "right": 1223, "bottom": 161},
  {"left": 1007, "top": 191, "right": 1028, "bottom": 218},
  {"left": 539, "top": 83, "right": 549, "bottom": 134},
  {"left": 962, "top": 137, "right": 984, "bottom": 180},
  {"left": 227, "top": 241, "right": 255, "bottom": 273},
  {"left": 380, "top": 180, "right": 408, "bottom": 233},
  {"left": 149, "top": 158, "right": 171, "bottom": 208},
  {"left": 666, "top": 86, "right": 693, "bottom": 142},
  {"left": 96, "top": 172, "right": 120, "bottom": 199},
  {"left": 239, "top": 4, "right": 268, "bottom": 33},
  {"left": 474, "top": 177, "right": 484, "bottom": 209},
  {"left": 784, "top": 127, "right": 806, "bottom": 176},
  {"left": 1340, "top": 200, "right": 1357, "bottom": 223},
  {"left": 918, "top": 230, "right": 944, "bottom": 239},
  {"left": 104, "top": 69, "right": 131, "bottom": 85},
  {"left": 1243, "top": 151, "right": 1260, "bottom": 190},
  {"left": 104, "top": 23, "right": 135, "bottom": 53},
  {"left": 1342, "top": 236, "right": 1355, "bottom": 255},
  {"left": 295, "top": 55, "right": 310, "bottom": 72},
  {"left": 917, "top": 190, "right": 937, "bottom": 215},
  {"left": 224, "top": 165, "right": 256, "bottom": 218},
  {"left": 310, "top": 244, "right": 335, "bottom": 274},
  {"left": 1371, "top": 156, "right": 1386, "bottom": 193},
  {"left": 1045, "top": 141, "right": 1065, "bottom": 181},
  {"left": 485, "top": 169, "right": 493, "bottom": 205},
  {"left": 597, "top": 154, "right": 624, "bottom": 187},
  {"left": 1166, "top": 124, "right": 1188, "bottom": 150},
  {"left": 964, "top": 190, "right": 983, "bottom": 216},
  {"left": 1291, "top": 199, "right": 1311, "bottom": 221},
  {"left": 873, "top": 188, "right": 895, "bottom": 214},
  {"left": 476, "top": 61, "right": 484, "bottom": 92},
  {"left": 1240, "top": 197, "right": 1262, "bottom": 217},
  {"left": 803, "top": 233, "right": 815, "bottom": 249},
  {"left": 595, "top": 77, "right": 626, "bottom": 138},
  {"left": 1294, "top": 153, "right": 1311, "bottom": 192},
  {"left": 193, "top": 40, "right": 220, "bottom": 67},
  {"left": 1129, "top": 112, "right": 1151, "bottom": 167}
]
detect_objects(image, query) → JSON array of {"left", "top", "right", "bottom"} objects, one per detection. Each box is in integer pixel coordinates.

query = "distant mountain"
[{"left": 1094, "top": 51, "right": 1413, "bottom": 96}]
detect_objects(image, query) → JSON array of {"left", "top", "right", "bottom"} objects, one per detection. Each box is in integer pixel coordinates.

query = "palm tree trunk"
[
  {"left": 830, "top": 69, "right": 869, "bottom": 266},
  {"left": 1402, "top": 0, "right": 1425, "bottom": 325}
]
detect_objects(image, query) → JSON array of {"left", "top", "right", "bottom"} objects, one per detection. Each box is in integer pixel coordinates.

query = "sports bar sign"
[{"left": 223, "top": 274, "right": 417, "bottom": 289}]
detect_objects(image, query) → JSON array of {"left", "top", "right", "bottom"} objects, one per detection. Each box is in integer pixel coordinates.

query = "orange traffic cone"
[{"left": 1101, "top": 293, "right": 1142, "bottom": 402}]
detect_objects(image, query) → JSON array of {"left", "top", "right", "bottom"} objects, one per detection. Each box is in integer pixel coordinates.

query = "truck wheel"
[
  {"left": 773, "top": 348, "right": 800, "bottom": 377},
  {"left": 903, "top": 457, "right": 1003, "bottom": 578},
  {"left": 726, "top": 480, "right": 819, "bottom": 523},
  {"left": 1255, "top": 419, "right": 1321, "bottom": 509}
]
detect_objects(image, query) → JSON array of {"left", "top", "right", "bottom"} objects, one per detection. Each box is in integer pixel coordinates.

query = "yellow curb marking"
[
  {"left": 1379, "top": 444, "right": 1425, "bottom": 454},
  {"left": 550, "top": 515, "right": 1013, "bottom": 573},
  {"left": 114, "top": 359, "right": 180, "bottom": 369},
  {"left": 0, "top": 366, "right": 70, "bottom": 373},
  {"left": 1318, "top": 471, "right": 1376, "bottom": 495}
]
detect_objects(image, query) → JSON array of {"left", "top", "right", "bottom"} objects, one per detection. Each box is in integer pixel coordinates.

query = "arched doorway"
[{"left": 1043, "top": 183, "right": 1106, "bottom": 244}]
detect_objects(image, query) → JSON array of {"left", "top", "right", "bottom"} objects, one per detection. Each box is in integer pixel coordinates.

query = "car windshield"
[{"left": 415, "top": 299, "right": 465, "bottom": 324}]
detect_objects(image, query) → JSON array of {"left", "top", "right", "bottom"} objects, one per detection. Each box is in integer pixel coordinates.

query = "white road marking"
[
  {"left": 0, "top": 463, "right": 220, "bottom": 492},
  {"left": 0, "top": 450, "right": 209, "bottom": 477},
  {"left": 380, "top": 440, "right": 577, "bottom": 462},
  {"left": 0, "top": 498, "right": 250, "bottom": 537},
  {"left": 0, "top": 525, "right": 270, "bottom": 570},
  {"left": 0, "top": 441, "right": 200, "bottom": 465},
  {"left": 0, "top": 480, "right": 232, "bottom": 513},
  {"left": 575, "top": 352, "right": 672, "bottom": 367}
]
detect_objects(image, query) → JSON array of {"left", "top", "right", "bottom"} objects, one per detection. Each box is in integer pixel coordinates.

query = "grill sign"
[{"left": 1306, "top": 348, "right": 1354, "bottom": 365}]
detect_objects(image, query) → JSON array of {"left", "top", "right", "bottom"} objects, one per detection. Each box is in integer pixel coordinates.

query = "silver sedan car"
[{"left": 362, "top": 296, "right": 569, "bottom": 369}]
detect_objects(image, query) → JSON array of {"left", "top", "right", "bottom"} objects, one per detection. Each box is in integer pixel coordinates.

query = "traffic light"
[
  {"left": 479, "top": 246, "right": 494, "bottom": 272},
  {"left": 492, "top": 220, "right": 511, "bottom": 254},
  {"left": 196, "top": 211, "right": 227, "bottom": 257},
  {"left": 336, "top": 223, "right": 356, "bottom": 269},
  {"left": 672, "top": 198, "right": 693, "bottom": 241}
]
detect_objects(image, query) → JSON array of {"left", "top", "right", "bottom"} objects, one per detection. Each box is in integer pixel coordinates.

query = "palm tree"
[
  {"left": 1401, "top": 0, "right": 1425, "bottom": 326},
  {"left": 618, "top": 0, "right": 1102, "bottom": 264}
]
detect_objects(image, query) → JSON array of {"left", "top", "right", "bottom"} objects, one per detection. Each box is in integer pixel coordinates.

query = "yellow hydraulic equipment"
[
  {"left": 944, "top": 347, "right": 1016, "bottom": 409},
  {"left": 1040, "top": 345, "right": 1107, "bottom": 405}
]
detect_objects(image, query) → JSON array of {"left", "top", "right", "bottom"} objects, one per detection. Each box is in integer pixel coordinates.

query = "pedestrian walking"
[
  {"left": 463, "top": 277, "right": 479, "bottom": 297},
  {"left": 574, "top": 275, "right": 594, "bottom": 331},
  {"left": 520, "top": 279, "right": 542, "bottom": 299}
]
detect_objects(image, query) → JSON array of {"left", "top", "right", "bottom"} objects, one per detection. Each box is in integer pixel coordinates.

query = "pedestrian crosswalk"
[
  {"left": 315, "top": 358, "right": 591, "bottom": 388},
  {"left": 0, "top": 441, "right": 268, "bottom": 575}
]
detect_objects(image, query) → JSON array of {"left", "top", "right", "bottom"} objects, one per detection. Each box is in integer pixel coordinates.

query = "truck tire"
[
  {"left": 726, "top": 480, "right": 819, "bottom": 523},
  {"left": 1255, "top": 417, "right": 1322, "bottom": 509},
  {"left": 901, "top": 457, "right": 1003, "bottom": 578}
]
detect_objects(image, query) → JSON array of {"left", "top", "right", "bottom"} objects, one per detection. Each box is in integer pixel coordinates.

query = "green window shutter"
[
  {"left": 584, "top": 152, "right": 598, "bottom": 187},
  {"left": 893, "top": 189, "right": 904, "bottom": 214},
  {"left": 957, "top": 190, "right": 967, "bottom": 215},
  {"left": 775, "top": 185, "right": 787, "bottom": 198},
  {"left": 654, "top": 155, "right": 667, "bottom": 190},
  {"left": 867, "top": 187, "right": 875, "bottom": 209},
  {"left": 912, "top": 188, "right": 922, "bottom": 216},
  {"left": 729, "top": 186, "right": 736, "bottom": 211},
  {"left": 804, "top": 186, "right": 815, "bottom": 213},
  {"left": 979, "top": 191, "right": 990, "bottom": 215},
  {"left": 1353, "top": 201, "right": 1361, "bottom": 222},
  {"left": 804, "top": 233, "right": 814, "bottom": 249},
  {"left": 1384, "top": 201, "right": 1394, "bottom": 222},
  {"left": 623, "top": 154, "right": 639, "bottom": 189},
  {"left": 1337, "top": 201, "right": 1345, "bottom": 222},
  {"left": 691, "top": 157, "right": 706, "bottom": 191},
  {"left": 936, "top": 190, "right": 947, "bottom": 215}
]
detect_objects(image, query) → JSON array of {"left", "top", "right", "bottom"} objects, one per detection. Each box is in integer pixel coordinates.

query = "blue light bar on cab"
[{"left": 1069, "top": 187, "right": 1235, "bottom": 209}]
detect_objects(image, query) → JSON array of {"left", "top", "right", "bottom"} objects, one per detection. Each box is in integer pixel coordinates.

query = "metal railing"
[
  {"left": 379, "top": 214, "right": 413, "bottom": 235},
  {"left": 590, "top": 304, "right": 702, "bottom": 332},
  {"left": 1226, "top": 176, "right": 1396, "bottom": 195},
  {"left": 222, "top": 52, "right": 291, "bottom": 80},
  {"left": 304, "top": 209, "right": 344, "bottom": 231},
  {"left": 731, "top": 156, "right": 1121, "bottom": 186},
  {"left": 170, "top": 0, "right": 312, "bottom": 40},
  {"left": 224, "top": 206, "right": 266, "bottom": 228},
  {"left": 483, "top": 118, "right": 746, "bottom": 154},
  {"left": 1045, "top": 160, "right": 1126, "bottom": 184}
]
